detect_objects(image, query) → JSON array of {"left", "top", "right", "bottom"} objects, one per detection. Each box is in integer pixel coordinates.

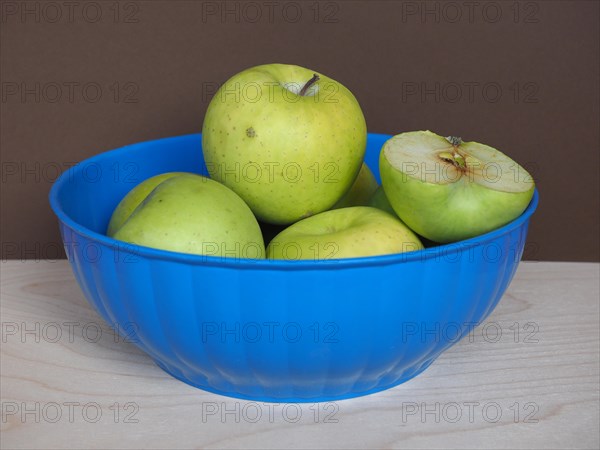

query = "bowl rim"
[{"left": 49, "top": 133, "right": 539, "bottom": 271}]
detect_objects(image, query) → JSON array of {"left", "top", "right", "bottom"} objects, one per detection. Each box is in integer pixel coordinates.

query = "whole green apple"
[
  {"left": 202, "top": 63, "right": 367, "bottom": 225},
  {"left": 331, "top": 163, "right": 378, "bottom": 209},
  {"left": 368, "top": 185, "right": 397, "bottom": 216},
  {"left": 266, "top": 206, "right": 423, "bottom": 260},
  {"left": 107, "top": 172, "right": 185, "bottom": 236},
  {"left": 110, "top": 173, "right": 265, "bottom": 259},
  {"left": 380, "top": 131, "right": 535, "bottom": 243}
]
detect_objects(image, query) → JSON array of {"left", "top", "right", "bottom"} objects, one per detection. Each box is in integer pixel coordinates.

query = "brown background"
[{"left": 1, "top": 0, "right": 598, "bottom": 261}]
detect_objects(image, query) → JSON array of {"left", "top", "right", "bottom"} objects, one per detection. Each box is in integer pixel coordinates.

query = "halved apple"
[{"left": 379, "top": 131, "right": 535, "bottom": 243}]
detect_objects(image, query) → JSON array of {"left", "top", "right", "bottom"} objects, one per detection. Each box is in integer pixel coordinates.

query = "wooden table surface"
[{"left": 1, "top": 260, "right": 598, "bottom": 449}]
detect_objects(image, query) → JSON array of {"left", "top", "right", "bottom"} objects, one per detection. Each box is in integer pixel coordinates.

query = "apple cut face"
[{"left": 380, "top": 131, "right": 535, "bottom": 243}]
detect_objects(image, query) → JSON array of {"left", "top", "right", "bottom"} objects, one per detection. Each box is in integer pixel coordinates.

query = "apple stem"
[
  {"left": 446, "top": 136, "right": 463, "bottom": 147},
  {"left": 299, "top": 74, "right": 320, "bottom": 96}
]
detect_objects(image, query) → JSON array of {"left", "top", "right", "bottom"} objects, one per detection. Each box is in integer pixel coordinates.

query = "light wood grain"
[{"left": 1, "top": 261, "right": 599, "bottom": 449}]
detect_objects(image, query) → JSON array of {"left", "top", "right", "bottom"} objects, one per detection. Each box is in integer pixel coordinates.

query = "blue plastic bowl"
[{"left": 49, "top": 133, "right": 538, "bottom": 402}]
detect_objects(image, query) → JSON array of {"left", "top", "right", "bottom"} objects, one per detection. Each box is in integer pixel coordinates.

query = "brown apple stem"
[
  {"left": 446, "top": 136, "right": 463, "bottom": 147},
  {"left": 299, "top": 74, "right": 320, "bottom": 96}
]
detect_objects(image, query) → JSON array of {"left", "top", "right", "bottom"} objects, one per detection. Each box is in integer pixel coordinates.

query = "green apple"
[
  {"left": 380, "top": 131, "right": 535, "bottom": 243},
  {"left": 368, "top": 185, "right": 397, "bottom": 216},
  {"left": 266, "top": 206, "right": 423, "bottom": 260},
  {"left": 202, "top": 63, "right": 367, "bottom": 225},
  {"left": 331, "top": 163, "right": 378, "bottom": 209},
  {"left": 110, "top": 173, "right": 265, "bottom": 259},
  {"left": 107, "top": 172, "right": 185, "bottom": 236}
]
